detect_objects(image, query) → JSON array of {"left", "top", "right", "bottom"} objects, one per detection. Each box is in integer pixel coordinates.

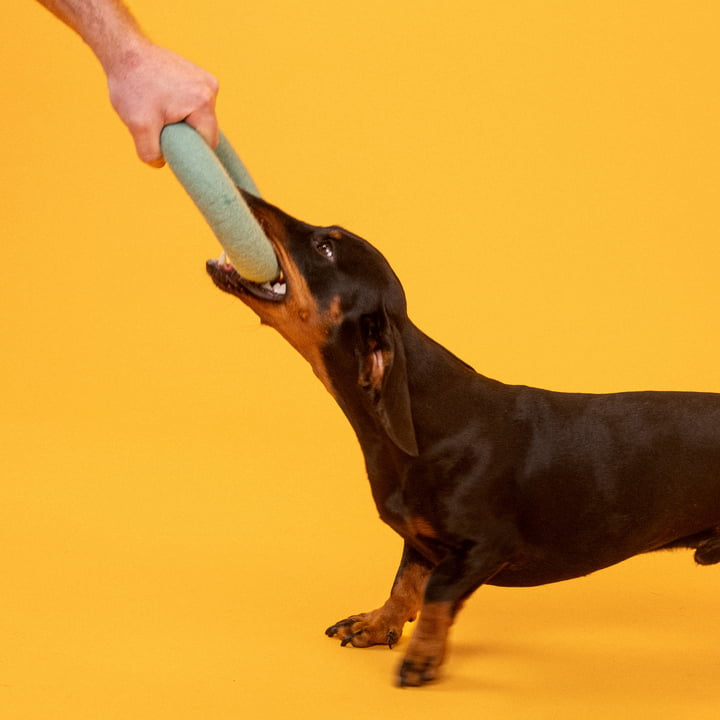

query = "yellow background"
[{"left": 3, "top": 1, "right": 720, "bottom": 718}]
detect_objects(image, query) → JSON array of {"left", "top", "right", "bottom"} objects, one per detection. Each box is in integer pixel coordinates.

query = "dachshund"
[{"left": 206, "top": 192, "right": 720, "bottom": 687}]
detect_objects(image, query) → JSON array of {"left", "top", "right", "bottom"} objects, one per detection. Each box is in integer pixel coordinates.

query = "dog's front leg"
[
  {"left": 398, "top": 545, "right": 508, "bottom": 687},
  {"left": 325, "top": 542, "right": 433, "bottom": 648}
]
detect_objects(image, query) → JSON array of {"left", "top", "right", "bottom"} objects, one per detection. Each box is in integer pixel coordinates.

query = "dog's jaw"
[{"left": 206, "top": 253, "right": 287, "bottom": 302}]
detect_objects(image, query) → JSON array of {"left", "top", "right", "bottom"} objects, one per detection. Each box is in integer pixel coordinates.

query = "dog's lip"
[{"left": 206, "top": 253, "right": 288, "bottom": 302}]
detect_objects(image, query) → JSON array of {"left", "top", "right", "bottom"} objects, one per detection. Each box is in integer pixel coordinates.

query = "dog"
[{"left": 206, "top": 191, "right": 720, "bottom": 687}]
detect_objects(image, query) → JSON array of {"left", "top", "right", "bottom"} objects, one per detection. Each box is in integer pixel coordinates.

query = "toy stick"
[{"left": 160, "top": 122, "right": 279, "bottom": 282}]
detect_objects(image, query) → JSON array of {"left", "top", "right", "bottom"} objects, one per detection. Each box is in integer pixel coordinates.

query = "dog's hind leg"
[{"left": 694, "top": 529, "right": 720, "bottom": 565}]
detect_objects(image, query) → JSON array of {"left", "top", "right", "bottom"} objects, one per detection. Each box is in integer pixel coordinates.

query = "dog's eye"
[{"left": 315, "top": 239, "right": 335, "bottom": 260}]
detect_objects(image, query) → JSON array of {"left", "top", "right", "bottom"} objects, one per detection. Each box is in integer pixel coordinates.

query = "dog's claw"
[
  {"left": 397, "top": 657, "right": 439, "bottom": 687},
  {"left": 325, "top": 619, "right": 352, "bottom": 638},
  {"left": 325, "top": 611, "right": 406, "bottom": 649},
  {"left": 340, "top": 632, "right": 359, "bottom": 647}
]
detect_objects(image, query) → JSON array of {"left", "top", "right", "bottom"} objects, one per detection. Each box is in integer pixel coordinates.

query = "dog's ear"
[{"left": 357, "top": 309, "right": 419, "bottom": 457}]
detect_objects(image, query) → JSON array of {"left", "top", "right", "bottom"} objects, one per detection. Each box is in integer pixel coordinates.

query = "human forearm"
[
  {"left": 36, "top": 0, "right": 219, "bottom": 165},
  {"left": 37, "top": 0, "right": 149, "bottom": 72}
]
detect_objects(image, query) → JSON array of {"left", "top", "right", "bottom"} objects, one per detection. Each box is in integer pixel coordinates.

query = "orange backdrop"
[{"left": 3, "top": 2, "right": 720, "bottom": 718}]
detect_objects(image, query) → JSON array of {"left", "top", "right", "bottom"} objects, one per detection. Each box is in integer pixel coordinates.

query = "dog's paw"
[
  {"left": 397, "top": 654, "right": 441, "bottom": 687},
  {"left": 325, "top": 609, "right": 408, "bottom": 649},
  {"left": 395, "top": 602, "right": 452, "bottom": 687},
  {"left": 695, "top": 534, "right": 720, "bottom": 565}
]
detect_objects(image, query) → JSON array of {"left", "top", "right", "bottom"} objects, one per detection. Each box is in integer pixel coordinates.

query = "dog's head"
[{"left": 206, "top": 192, "right": 418, "bottom": 456}]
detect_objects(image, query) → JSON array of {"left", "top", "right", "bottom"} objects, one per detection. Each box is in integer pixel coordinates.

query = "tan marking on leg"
[
  {"left": 398, "top": 601, "right": 455, "bottom": 686},
  {"left": 327, "top": 559, "right": 431, "bottom": 648}
]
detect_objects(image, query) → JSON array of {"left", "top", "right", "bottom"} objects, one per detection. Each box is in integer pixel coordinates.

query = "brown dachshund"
[{"left": 206, "top": 192, "right": 720, "bottom": 687}]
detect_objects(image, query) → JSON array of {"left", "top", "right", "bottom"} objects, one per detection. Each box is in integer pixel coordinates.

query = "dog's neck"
[{"left": 327, "top": 319, "right": 510, "bottom": 460}]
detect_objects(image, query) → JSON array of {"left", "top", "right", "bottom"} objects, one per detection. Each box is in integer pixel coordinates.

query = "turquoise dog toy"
[{"left": 160, "top": 122, "right": 279, "bottom": 283}]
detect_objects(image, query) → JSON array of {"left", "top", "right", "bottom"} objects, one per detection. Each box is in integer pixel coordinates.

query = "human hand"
[{"left": 107, "top": 42, "right": 219, "bottom": 167}]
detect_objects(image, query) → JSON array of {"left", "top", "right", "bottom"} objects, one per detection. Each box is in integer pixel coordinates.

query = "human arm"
[{"left": 37, "top": 0, "right": 219, "bottom": 166}]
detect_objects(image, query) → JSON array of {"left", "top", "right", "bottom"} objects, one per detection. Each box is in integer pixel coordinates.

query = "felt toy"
[{"left": 160, "top": 122, "right": 279, "bottom": 282}]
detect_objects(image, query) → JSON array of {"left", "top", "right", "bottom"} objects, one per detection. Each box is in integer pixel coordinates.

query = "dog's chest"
[{"left": 372, "top": 483, "right": 445, "bottom": 560}]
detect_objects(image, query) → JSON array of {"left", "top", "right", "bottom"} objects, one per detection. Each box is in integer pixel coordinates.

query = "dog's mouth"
[{"left": 205, "top": 252, "right": 288, "bottom": 303}]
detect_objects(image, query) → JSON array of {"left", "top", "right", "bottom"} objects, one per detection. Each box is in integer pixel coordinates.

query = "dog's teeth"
[
  {"left": 219, "top": 251, "right": 234, "bottom": 269},
  {"left": 258, "top": 280, "right": 287, "bottom": 296}
]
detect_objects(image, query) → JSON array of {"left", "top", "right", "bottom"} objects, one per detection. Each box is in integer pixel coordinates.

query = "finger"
[
  {"left": 131, "top": 121, "right": 167, "bottom": 167},
  {"left": 185, "top": 107, "right": 220, "bottom": 150}
]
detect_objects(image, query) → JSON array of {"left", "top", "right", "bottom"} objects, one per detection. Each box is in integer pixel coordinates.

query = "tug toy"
[{"left": 160, "top": 122, "right": 279, "bottom": 283}]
